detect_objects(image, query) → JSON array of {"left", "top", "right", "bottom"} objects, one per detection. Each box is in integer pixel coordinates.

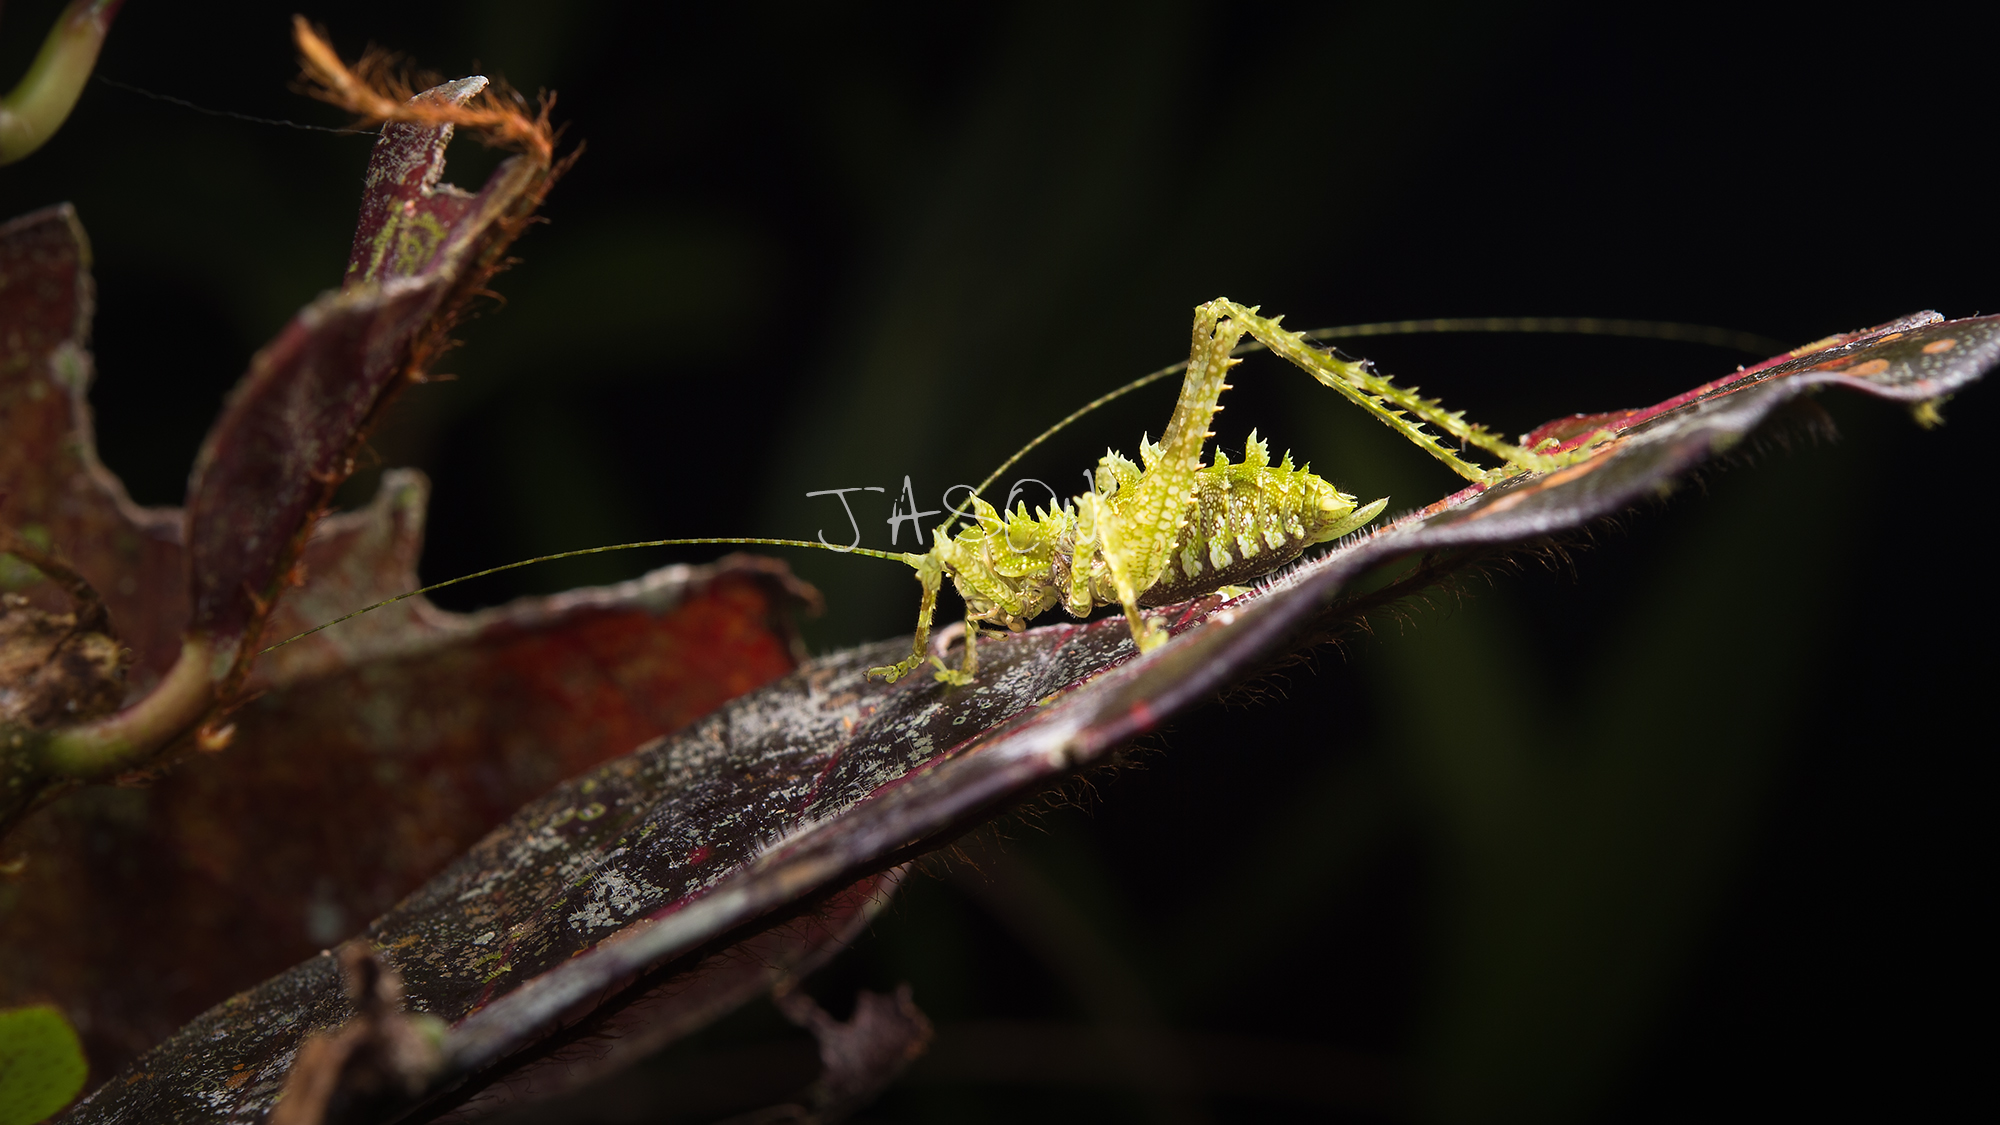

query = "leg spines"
[{"left": 1215, "top": 298, "right": 1561, "bottom": 482}]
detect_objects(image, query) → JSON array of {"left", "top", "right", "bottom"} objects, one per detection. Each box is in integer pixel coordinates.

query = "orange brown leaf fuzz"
[{"left": 292, "top": 17, "right": 555, "bottom": 165}]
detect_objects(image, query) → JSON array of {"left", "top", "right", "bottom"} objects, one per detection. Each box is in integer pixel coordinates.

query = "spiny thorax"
[{"left": 935, "top": 496, "right": 1069, "bottom": 630}]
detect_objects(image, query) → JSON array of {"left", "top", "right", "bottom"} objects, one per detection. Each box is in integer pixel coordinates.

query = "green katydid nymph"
[{"left": 271, "top": 298, "right": 1624, "bottom": 684}]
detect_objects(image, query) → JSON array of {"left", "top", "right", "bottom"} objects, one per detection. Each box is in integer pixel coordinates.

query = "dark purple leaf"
[
  {"left": 60, "top": 312, "right": 1996, "bottom": 1122},
  {"left": 345, "top": 79, "right": 496, "bottom": 287},
  {"left": 0, "top": 205, "right": 186, "bottom": 686},
  {"left": 185, "top": 79, "right": 552, "bottom": 646},
  {"left": 1, "top": 525, "right": 813, "bottom": 1077}
]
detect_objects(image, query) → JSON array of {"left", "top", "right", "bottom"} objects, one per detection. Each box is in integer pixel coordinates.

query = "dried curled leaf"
[
  {"left": 182, "top": 68, "right": 558, "bottom": 655},
  {"left": 267, "top": 949, "right": 445, "bottom": 1125}
]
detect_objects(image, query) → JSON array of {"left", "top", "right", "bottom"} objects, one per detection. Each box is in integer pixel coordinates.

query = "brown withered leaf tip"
[
  {"left": 293, "top": 18, "right": 557, "bottom": 167},
  {"left": 267, "top": 947, "right": 444, "bottom": 1125},
  {"left": 777, "top": 982, "right": 935, "bottom": 1120},
  {"left": 59, "top": 310, "right": 1998, "bottom": 1125}
]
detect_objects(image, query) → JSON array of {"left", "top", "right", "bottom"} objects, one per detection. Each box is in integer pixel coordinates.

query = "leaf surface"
[
  {"left": 62, "top": 312, "right": 1998, "bottom": 1122},
  {"left": 0, "top": 205, "right": 186, "bottom": 686}
]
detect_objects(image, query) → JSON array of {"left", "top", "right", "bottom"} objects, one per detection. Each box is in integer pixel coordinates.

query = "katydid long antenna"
[
  {"left": 259, "top": 538, "right": 916, "bottom": 654},
  {"left": 935, "top": 315, "right": 1789, "bottom": 535},
  {"left": 268, "top": 316, "right": 1786, "bottom": 651}
]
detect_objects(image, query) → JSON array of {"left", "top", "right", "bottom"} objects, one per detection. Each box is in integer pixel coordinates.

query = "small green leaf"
[{"left": 0, "top": 1005, "right": 87, "bottom": 1125}]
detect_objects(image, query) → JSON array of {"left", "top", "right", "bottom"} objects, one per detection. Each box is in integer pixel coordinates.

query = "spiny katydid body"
[
  {"left": 868, "top": 299, "right": 1382, "bottom": 684},
  {"left": 271, "top": 298, "right": 1606, "bottom": 682},
  {"left": 861, "top": 297, "right": 1584, "bottom": 684}
]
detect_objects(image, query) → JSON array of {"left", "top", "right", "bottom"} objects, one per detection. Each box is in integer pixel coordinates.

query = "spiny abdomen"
[{"left": 1138, "top": 437, "right": 1364, "bottom": 607}]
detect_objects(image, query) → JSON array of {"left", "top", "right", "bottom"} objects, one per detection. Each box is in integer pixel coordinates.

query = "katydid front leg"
[
  {"left": 930, "top": 616, "right": 981, "bottom": 686},
  {"left": 866, "top": 548, "right": 948, "bottom": 683}
]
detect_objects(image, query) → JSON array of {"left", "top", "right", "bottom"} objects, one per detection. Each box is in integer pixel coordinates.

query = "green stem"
[
  {"left": 0, "top": 0, "right": 123, "bottom": 166},
  {"left": 36, "top": 635, "right": 218, "bottom": 778}
]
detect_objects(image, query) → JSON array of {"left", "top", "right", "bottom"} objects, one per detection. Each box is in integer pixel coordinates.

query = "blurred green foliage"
[
  {"left": 0, "top": 1005, "right": 86, "bottom": 1125},
  {"left": 1, "top": 1, "right": 1989, "bottom": 1121}
]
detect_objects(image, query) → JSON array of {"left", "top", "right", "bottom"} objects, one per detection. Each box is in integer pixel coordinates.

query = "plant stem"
[
  {"left": 35, "top": 635, "right": 217, "bottom": 779},
  {"left": 0, "top": 0, "right": 124, "bottom": 165}
]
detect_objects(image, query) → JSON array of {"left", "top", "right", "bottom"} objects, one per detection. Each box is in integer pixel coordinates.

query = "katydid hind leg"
[
  {"left": 1096, "top": 301, "right": 1247, "bottom": 648},
  {"left": 1216, "top": 299, "right": 1556, "bottom": 482}
]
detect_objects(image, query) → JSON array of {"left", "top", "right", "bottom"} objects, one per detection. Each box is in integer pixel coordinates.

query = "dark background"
[{"left": 2, "top": 2, "right": 1991, "bottom": 1121}]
